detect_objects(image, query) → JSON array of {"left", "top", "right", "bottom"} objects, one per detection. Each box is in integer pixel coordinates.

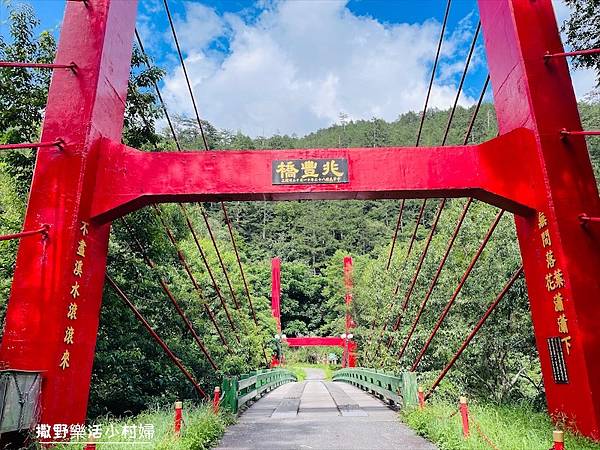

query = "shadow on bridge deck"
[{"left": 216, "top": 369, "right": 436, "bottom": 450}]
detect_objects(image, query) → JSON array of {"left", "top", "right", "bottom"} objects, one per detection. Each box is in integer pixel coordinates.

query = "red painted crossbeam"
[
  {"left": 285, "top": 336, "right": 356, "bottom": 351},
  {"left": 286, "top": 337, "right": 346, "bottom": 347},
  {"left": 90, "top": 128, "right": 542, "bottom": 223}
]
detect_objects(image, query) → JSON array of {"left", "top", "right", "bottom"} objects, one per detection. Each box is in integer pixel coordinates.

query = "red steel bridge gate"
[
  {"left": 0, "top": 0, "right": 599, "bottom": 440},
  {"left": 270, "top": 256, "right": 357, "bottom": 367}
]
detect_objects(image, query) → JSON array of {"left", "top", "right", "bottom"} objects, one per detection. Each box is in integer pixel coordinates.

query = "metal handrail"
[
  {"left": 221, "top": 368, "right": 297, "bottom": 413},
  {"left": 333, "top": 367, "right": 418, "bottom": 408}
]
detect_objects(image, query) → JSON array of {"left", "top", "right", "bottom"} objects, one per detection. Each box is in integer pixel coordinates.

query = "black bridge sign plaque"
[{"left": 272, "top": 158, "right": 349, "bottom": 185}]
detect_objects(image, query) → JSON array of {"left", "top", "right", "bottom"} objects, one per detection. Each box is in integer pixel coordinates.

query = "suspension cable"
[
  {"left": 131, "top": 148, "right": 237, "bottom": 348},
  {"left": 392, "top": 20, "right": 481, "bottom": 299},
  {"left": 135, "top": 32, "right": 242, "bottom": 318},
  {"left": 386, "top": 199, "right": 446, "bottom": 349},
  {"left": 386, "top": 199, "right": 405, "bottom": 270},
  {"left": 387, "top": 0, "right": 452, "bottom": 265},
  {"left": 136, "top": 30, "right": 270, "bottom": 363},
  {"left": 425, "top": 266, "right": 523, "bottom": 399},
  {"left": 121, "top": 217, "right": 219, "bottom": 370},
  {"left": 159, "top": 5, "right": 254, "bottom": 320},
  {"left": 369, "top": 200, "right": 428, "bottom": 355},
  {"left": 134, "top": 29, "right": 182, "bottom": 151},
  {"left": 370, "top": 18, "right": 481, "bottom": 357},
  {"left": 162, "top": 0, "right": 209, "bottom": 150},
  {"left": 397, "top": 198, "right": 472, "bottom": 359},
  {"left": 107, "top": 275, "right": 208, "bottom": 399},
  {"left": 393, "top": 199, "right": 428, "bottom": 296},
  {"left": 0, "top": 224, "right": 48, "bottom": 242},
  {"left": 411, "top": 209, "right": 505, "bottom": 372},
  {"left": 221, "top": 203, "right": 258, "bottom": 323},
  {"left": 178, "top": 205, "right": 236, "bottom": 318},
  {"left": 153, "top": 205, "right": 240, "bottom": 343},
  {"left": 440, "top": 21, "right": 481, "bottom": 145},
  {"left": 387, "top": 71, "right": 489, "bottom": 350},
  {"left": 199, "top": 205, "right": 241, "bottom": 311},
  {"left": 396, "top": 75, "right": 491, "bottom": 359}
]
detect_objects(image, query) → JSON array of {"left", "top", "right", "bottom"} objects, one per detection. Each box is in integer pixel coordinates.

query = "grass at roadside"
[
  {"left": 288, "top": 365, "right": 307, "bottom": 381},
  {"left": 51, "top": 404, "right": 234, "bottom": 450},
  {"left": 285, "top": 363, "right": 338, "bottom": 381},
  {"left": 402, "top": 400, "right": 600, "bottom": 450}
]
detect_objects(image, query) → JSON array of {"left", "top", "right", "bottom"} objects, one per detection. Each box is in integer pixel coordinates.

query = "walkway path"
[{"left": 216, "top": 368, "right": 436, "bottom": 449}]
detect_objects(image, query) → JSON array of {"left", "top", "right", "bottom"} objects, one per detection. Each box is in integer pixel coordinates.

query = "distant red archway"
[{"left": 271, "top": 256, "right": 357, "bottom": 367}]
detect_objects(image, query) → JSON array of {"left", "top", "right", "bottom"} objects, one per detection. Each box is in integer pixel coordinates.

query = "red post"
[
  {"left": 343, "top": 256, "right": 357, "bottom": 366},
  {"left": 459, "top": 396, "right": 469, "bottom": 438},
  {"left": 347, "top": 341, "right": 357, "bottom": 368},
  {"left": 553, "top": 430, "right": 565, "bottom": 450},
  {"left": 213, "top": 387, "right": 221, "bottom": 414},
  {"left": 83, "top": 444, "right": 96, "bottom": 450},
  {"left": 174, "top": 401, "right": 183, "bottom": 436},
  {"left": 271, "top": 257, "right": 281, "bottom": 333},
  {"left": 418, "top": 387, "right": 425, "bottom": 409},
  {"left": 344, "top": 255, "right": 353, "bottom": 332},
  {"left": 479, "top": 0, "right": 600, "bottom": 438},
  {"left": 0, "top": 0, "right": 138, "bottom": 433}
]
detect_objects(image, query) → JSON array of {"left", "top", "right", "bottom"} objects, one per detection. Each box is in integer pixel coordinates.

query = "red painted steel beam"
[
  {"left": 344, "top": 256, "right": 353, "bottom": 332},
  {"left": 90, "top": 129, "right": 541, "bottom": 223},
  {"left": 479, "top": 0, "right": 600, "bottom": 438},
  {"left": 0, "top": 0, "right": 138, "bottom": 430},
  {"left": 286, "top": 337, "right": 346, "bottom": 347},
  {"left": 271, "top": 257, "right": 282, "bottom": 333}
]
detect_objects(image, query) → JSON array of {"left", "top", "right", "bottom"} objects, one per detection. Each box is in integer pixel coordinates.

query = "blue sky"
[{"left": 1, "top": 0, "right": 595, "bottom": 137}]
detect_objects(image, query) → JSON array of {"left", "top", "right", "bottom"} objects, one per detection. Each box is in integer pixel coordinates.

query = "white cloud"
[
  {"left": 158, "top": 0, "right": 479, "bottom": 137},
  {"left": 171, "top": 3, "right": 226, "bottom": 53}
]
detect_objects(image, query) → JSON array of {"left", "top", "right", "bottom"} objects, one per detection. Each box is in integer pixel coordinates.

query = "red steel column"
[
  {"left": 479, "top": 0, "right": 600, "bottom": 439},
  {"left": 344, "top": 256, "right": 353, "bottom": 332},
  {"left": 343, "top": 256, "right": 357, "bottom": 367},
  {"left": 0, "top": 0, "right": 137, "bottom": 429},
  {"left": 271, "top": 257, "right": 282, "bottom": 333}
]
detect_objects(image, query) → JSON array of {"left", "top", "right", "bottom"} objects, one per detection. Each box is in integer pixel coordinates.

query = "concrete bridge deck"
[{"left": 217, "top": 368, "right": 436, "bottom": 450}]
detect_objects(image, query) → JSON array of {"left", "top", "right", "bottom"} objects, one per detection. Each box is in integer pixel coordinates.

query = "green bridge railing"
[
  {"left": 221, "top": 368, "right": 297, "bottom": 413},
  {"left": 332, "top": 368, "right": 418, "bottom": 408}
]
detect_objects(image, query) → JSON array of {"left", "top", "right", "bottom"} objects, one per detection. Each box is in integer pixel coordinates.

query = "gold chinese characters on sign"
[
  {"left": 538, "top": 211, "right": 572, "bottom": 358},
  {"left": 272, "top": 159, "right": 349, "bottom": 184},
  {"left": 59, "top": 220, "right": 89, "bottom": 370}
]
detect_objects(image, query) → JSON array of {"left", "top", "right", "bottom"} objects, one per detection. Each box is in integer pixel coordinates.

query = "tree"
[
  {"left": 562, "top": 0, "right": 600, "bottom": 86},
  {"left": 0, "top": 3, "right": 56, "bottom": 324}
]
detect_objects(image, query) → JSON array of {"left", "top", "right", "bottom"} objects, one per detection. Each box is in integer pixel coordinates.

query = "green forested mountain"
[{"left": 1, "top": 3, "right": 599, "bottom": 419}]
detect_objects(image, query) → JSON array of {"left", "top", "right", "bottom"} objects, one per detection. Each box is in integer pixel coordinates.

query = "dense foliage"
[
  {"left": 562, "top": 0, "right": 600, "bottom": 87},
  {"left": 1, "top": 2, "right": 599, "bottom": 421}
]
